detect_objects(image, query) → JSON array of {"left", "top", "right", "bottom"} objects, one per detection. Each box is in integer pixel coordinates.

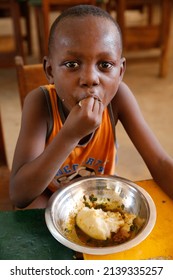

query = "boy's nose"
[{"left": 79, "top": 66, "right": 100, "bottom": 88}]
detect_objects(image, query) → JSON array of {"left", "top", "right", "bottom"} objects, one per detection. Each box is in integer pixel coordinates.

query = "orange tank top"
[{"left": 42, "top": 85, "right": 116, "bottom": 192}]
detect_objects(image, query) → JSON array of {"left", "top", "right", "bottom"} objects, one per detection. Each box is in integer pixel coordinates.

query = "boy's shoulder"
[
  {"left": 22, "top": 85, "right": 50, "bottom": 122},
  {"left": 24, "top": 86, "right": 48, "bottom": 105}
]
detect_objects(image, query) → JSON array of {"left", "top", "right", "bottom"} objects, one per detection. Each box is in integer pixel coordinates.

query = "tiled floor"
[{"left": 0, "top": 5, "right": 173, "bottom": 183}]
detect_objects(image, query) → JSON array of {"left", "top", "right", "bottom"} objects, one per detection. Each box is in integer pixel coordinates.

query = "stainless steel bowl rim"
[{"left": 45, "top": 175, "right": 156, "bottom": 255}]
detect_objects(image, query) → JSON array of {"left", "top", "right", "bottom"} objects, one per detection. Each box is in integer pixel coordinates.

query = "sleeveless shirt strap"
[
  {"left": 40, "top": 86, "right": 54, "bottom": 140},
  {"left": 108, "top": 102, "right": 116, "bottom": 141},
  {"left": 57, "top": 97, "right": 66, "bottom": 124}
]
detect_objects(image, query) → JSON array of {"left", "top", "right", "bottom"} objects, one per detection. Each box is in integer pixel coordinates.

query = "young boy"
[{"left": 10, "top": 5, "right": 173, "bottom": 208}]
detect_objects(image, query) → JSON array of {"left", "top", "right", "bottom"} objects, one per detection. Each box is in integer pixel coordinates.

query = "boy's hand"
[{"left": 63, "top": 96, "right": 104, "bottom": 141}]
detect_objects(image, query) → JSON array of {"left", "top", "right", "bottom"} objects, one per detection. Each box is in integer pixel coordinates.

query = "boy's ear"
[
  {"left": 119, "top": 57, "right": 126, "bottom": 81},
  {"left": 43, "top": 56, "right": 54, "bottom": 84}
]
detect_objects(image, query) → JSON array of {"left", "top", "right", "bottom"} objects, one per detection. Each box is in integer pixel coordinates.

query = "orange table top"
[{"left": 83, "top": 180, "right": 173, "bottom": 260}]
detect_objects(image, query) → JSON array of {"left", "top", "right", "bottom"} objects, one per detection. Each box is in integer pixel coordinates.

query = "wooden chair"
[
  {"left": 0, "top": 0, "right": 32, "bottom": 67},
  {"left": 106, "top": 0, "right": 172, "bottom": 77},
  {"left": 31, "top": 0, "right": 96, "bottom": 59},
  {"left": 15, "top": 55, "right": 51, "bottom": 209},
  {"left": 15, "top": 55, "right": 47, "bottom": 107},
  {"left": 0, "top": 111, "right": 14, "bottom": 210}
]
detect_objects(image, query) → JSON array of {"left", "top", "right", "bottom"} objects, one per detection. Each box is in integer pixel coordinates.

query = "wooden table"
[
  {"left": 0, "top": 0, "right": 32, "bottom": 67},
  {"left": 114, "top": 0, "right": 172, "bottom": 77}
]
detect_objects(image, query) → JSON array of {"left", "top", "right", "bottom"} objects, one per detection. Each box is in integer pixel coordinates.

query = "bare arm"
[
  {"left": 10, "top": 89, "right": 103, "bottom": 208},
  {"left": 112, "top": 82, "right": 173, "bottom": 199}
]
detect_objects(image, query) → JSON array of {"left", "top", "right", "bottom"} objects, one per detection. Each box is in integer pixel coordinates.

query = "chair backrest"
[
  {"left": 15, "top": 56, "right": 47, "bottom": 107},
  {"left": 0, "top": 111, "right": 13, "bottom": 210},
  {"left": 0, "top": 111, "right": 8, "bottom": 167}
]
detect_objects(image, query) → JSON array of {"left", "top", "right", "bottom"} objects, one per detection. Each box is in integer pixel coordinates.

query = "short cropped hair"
[{"left": 48, "top": 4, "right": 122, "bottom": 54}]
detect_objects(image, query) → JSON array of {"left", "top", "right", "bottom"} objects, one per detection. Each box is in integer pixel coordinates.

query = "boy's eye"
[
  {"left": 99, "top": 61, "right": 113, "bottom": 69},
  {"left": 65, "top": 61, "right": 79, "bottom": 68}
]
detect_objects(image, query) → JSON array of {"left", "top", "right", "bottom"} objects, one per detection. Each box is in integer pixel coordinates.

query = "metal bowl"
[{"left": 45, "top": 175, "right": 156, "bottom": 255}]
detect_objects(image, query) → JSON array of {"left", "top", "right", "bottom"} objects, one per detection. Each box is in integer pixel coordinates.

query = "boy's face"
[{"left": 46, "top": 15, "right": 125, "bottom": 112}]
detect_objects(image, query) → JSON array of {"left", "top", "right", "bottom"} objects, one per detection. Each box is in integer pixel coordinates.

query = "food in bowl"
[
  {"left": 76, "top": 207, "right": 126, "bottom": 240},
  {"left": 63, "top": 193, "right": 145, "bottom": 247}
]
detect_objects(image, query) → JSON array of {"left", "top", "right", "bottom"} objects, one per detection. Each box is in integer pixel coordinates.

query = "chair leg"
[
  {"left": 34, "top": 6, "right": 45, "bottom": 61},
  {"left": 11, "top": 0, "right": 24, "bottom": 58},
  {"left": 159, "top": 0, "right": 172, "bottom": 77},
  {"left": 20, "top": 1, "right": 33, "bottom": 55}
]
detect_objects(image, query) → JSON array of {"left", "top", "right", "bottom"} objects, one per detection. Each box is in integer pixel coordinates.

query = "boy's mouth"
[
  {"left": 77, "top": 94, "right": 102, "bottom": 107},
  {"left": 78, "top": 95, "right": 102, "bottom": 108}
]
